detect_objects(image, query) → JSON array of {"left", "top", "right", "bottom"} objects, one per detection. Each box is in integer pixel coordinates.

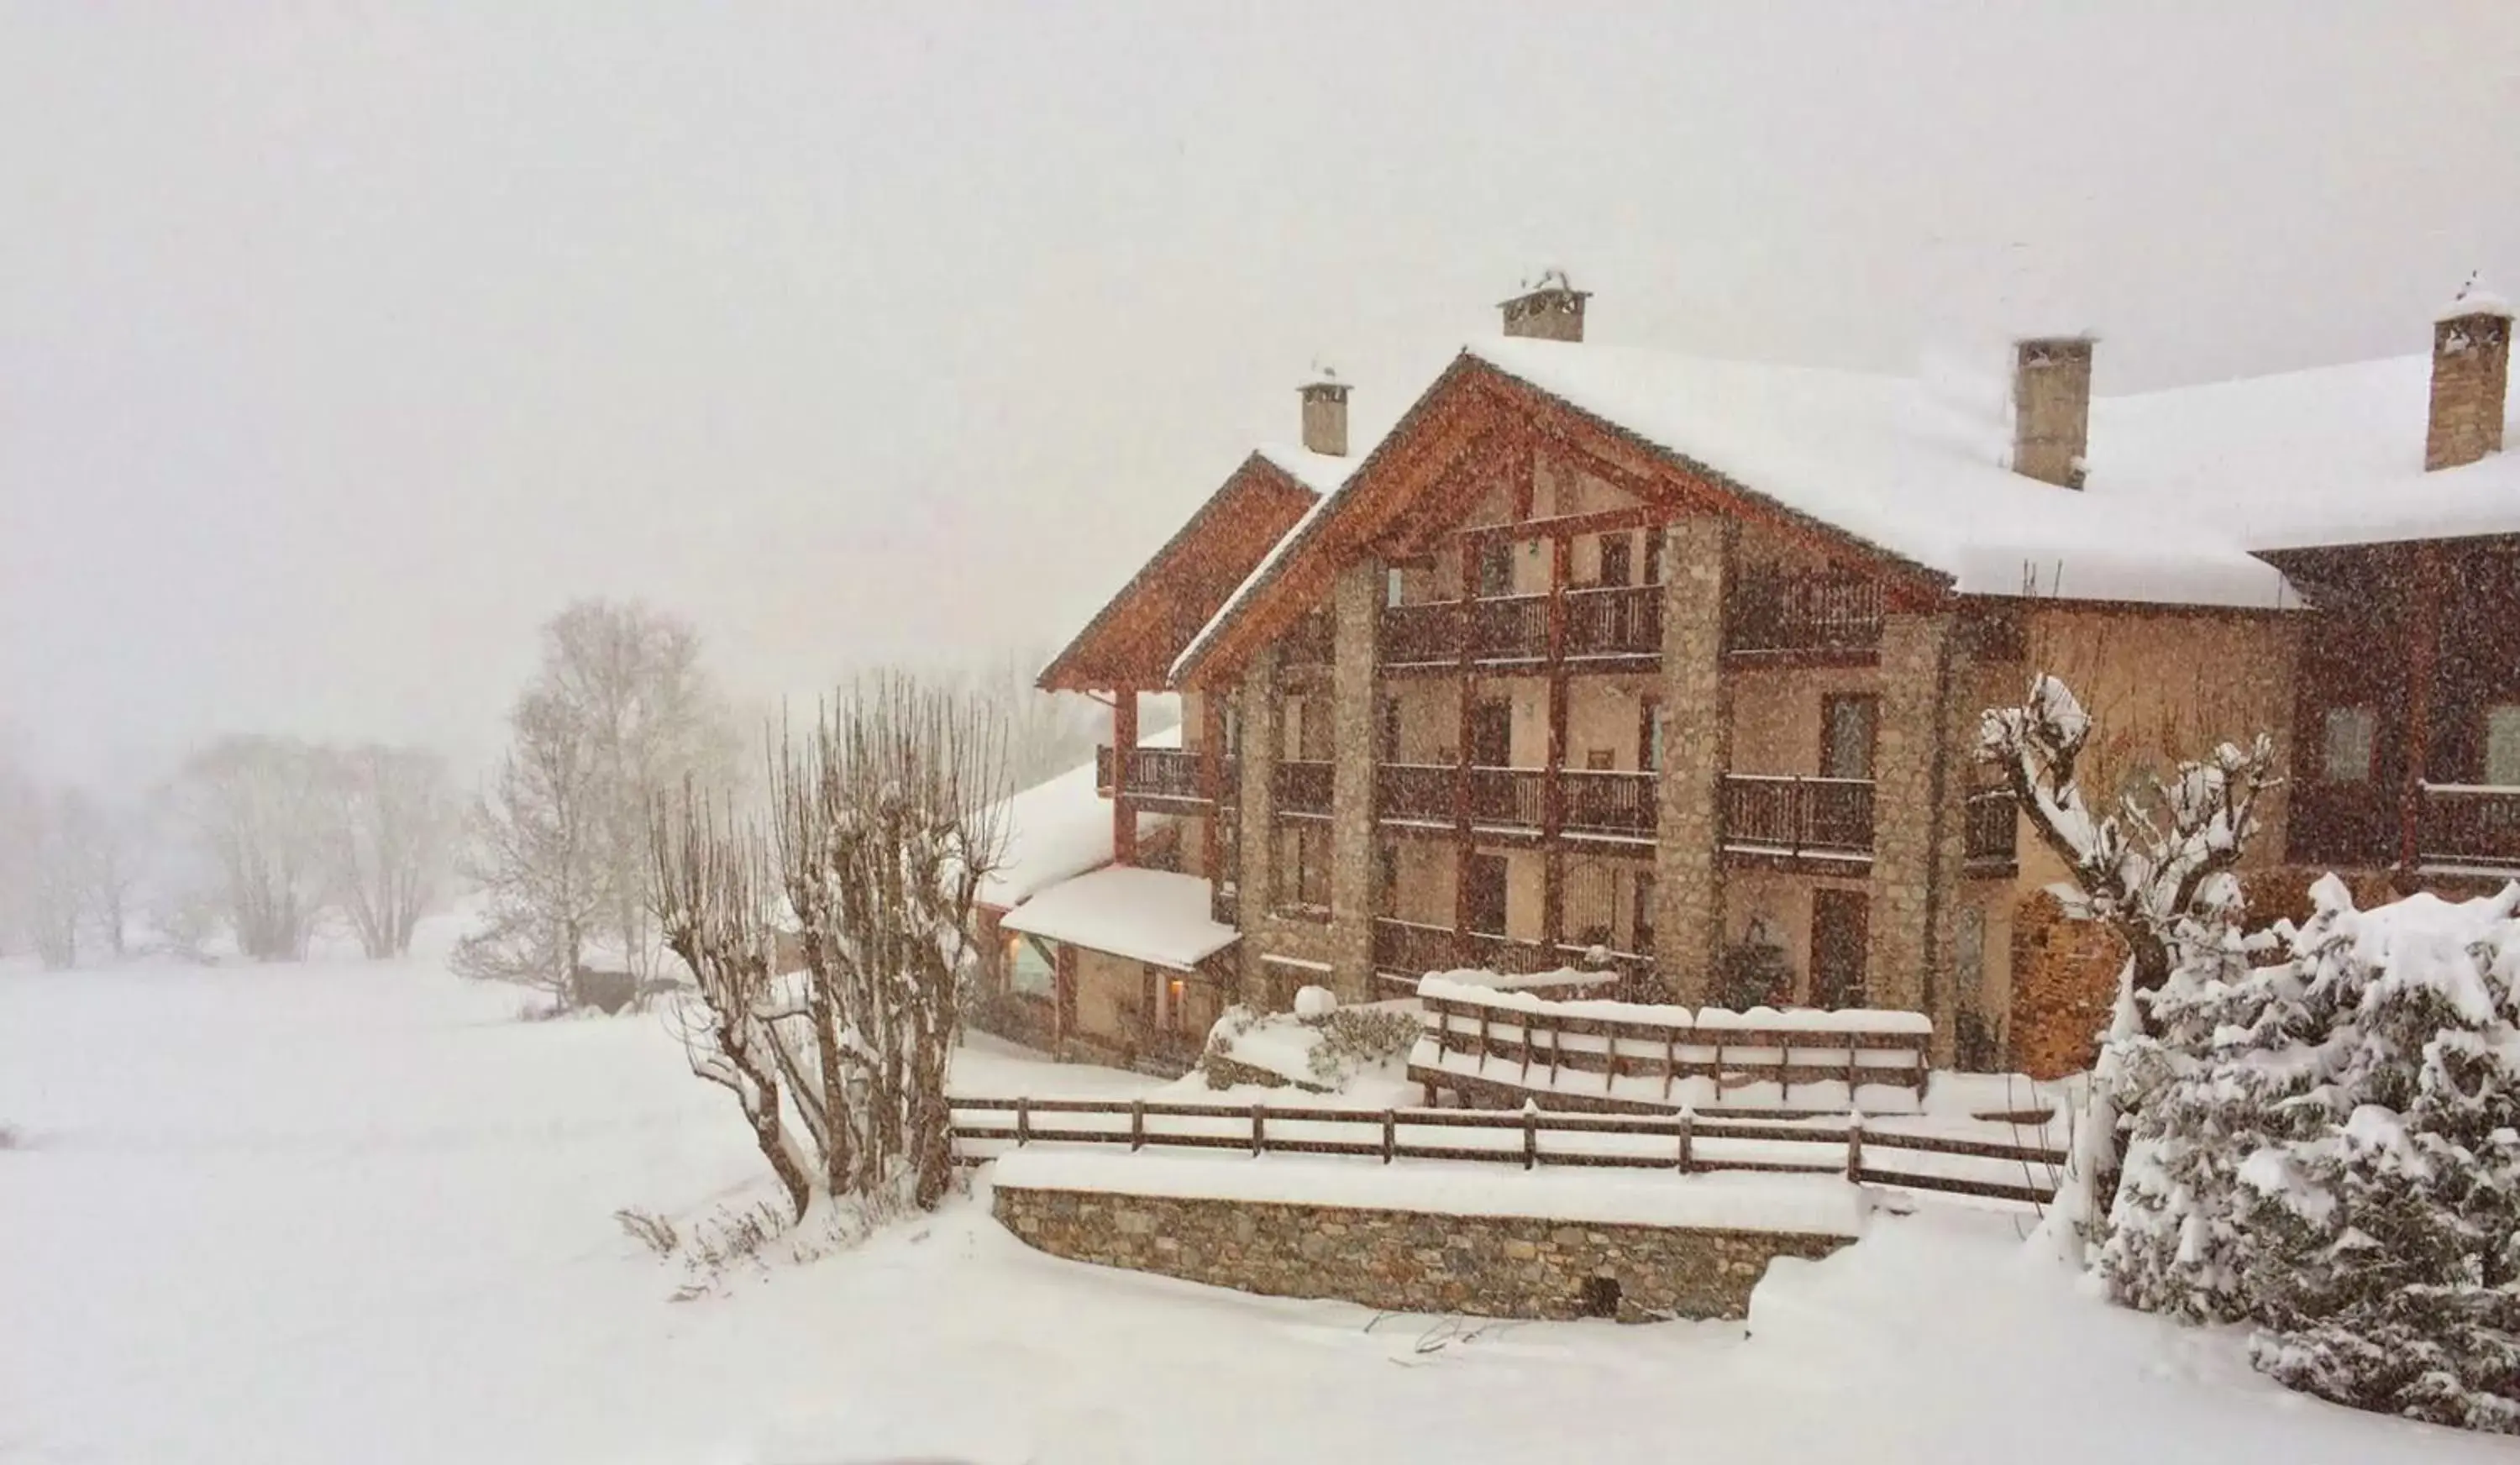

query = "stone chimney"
[
  {"left": 1299, "top": 373, "right": 1349, "bottom": 457},
  {"left": 2427, "top": 282, "right": 2511, "bottom": 470},
  {"left": 2012, "top": 337, "right": 2094, "bottom": 489},
  {"left": 1500, "top": 270, "right": 1589, "bottom": 342}
]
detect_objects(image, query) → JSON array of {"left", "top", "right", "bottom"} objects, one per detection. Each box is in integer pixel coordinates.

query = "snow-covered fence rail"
[
  {"left": 948, "top": 1098, "right": 2066, "bottom": 1206},
  {"left": 1411, "top": 978, "right": 1934, "bottom": 1113}
]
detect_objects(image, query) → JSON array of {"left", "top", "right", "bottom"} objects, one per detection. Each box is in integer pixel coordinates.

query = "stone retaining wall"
[{"left": 993, "top": 1183, "right": 1849, "bottom": 1322}]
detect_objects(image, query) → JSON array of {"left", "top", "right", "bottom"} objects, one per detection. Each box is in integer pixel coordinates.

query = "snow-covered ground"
[{"left": 2, "top": 918, "right": 2503, "bottom": 1464}]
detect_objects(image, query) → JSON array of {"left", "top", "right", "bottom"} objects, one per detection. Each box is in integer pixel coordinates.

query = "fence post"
[
  {"left": 1131, "top": 1098, "right": 1146, "bottom": 1152},
  {"left": 1522, "top": 1104, "right": 1537, "bottom": 1170},
  {"left": 1016, "top": 1095, "right": 1031, "bottom": 1147},
  {"left": 1845, "top": 1111, "right": 1865, "bottom": 1184},
  {"left": 1382, "top": 1109, "right": 1397, "bottom": 1164},
  {"left": 1677, "top": 1108, "right": 1693, "bottom": 1174},
  {"left": 1251, "top": 1102, "right": 1265, "bottom": 1157}
]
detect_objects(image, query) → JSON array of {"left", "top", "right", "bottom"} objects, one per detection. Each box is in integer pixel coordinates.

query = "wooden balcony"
[
  {"left": 1468, "top": 766, "right": 1545, "bottom": 829},
  {"left": 2419, "top": 785, "right": 2520, "bottom": 870},
  {"left": 1461, "top": 927, "right": 1564, "bottom": 976},
  {"left": 1964, "top": 789, "right": 2019, "bottom": 871},
  {"left": 1725, "top": 570, "right": 1882, "bottom": 658},
  {"left": 1378, "top": 601, "right": 1462, "bottom": 666},
  {"left": 1563, "top": 584, "right": 1662, "bottom": 660},
  {"left": 1467, "top": 594, "right": 1549, "bottom": 662},
  {"left": 1372, "top": 917, "right": 1460, "bottom": 978},
  {"left": 1098, "top": 746, "right": 1231, "bottom": 808},
  {"left": 1561, "top": 769, "right": 1656, "bottom": 839},
  {"left": 1720, "top": 774, "right": 1875, "bottom": 865},
  {"left": 1376, "top": 763, "right": 1454, "bottom": 823},
  {"left": 1377, "top": 595, "right": 1551, "bottom": 667},
  {"left": 1273, "top": 759, "right": 1333, "bottom": 817}
]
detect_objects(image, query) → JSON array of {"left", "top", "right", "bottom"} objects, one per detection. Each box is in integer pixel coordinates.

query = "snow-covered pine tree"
[{"left": 2238, "top": 878, "right": 2520, "bottom": 1433}]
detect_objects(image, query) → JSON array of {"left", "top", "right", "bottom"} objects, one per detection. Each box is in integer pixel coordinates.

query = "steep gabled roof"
[
  {"left": 1037, "top": 448, "right": 1332, "bottom": 691},
  {"left": 1170, "top": 337, "right": 2319, "bottom": 688}
]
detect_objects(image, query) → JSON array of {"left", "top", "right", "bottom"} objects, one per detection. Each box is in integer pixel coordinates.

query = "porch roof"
[{"left": 998, "top": 865, "right": 1239, "bottom": 972}]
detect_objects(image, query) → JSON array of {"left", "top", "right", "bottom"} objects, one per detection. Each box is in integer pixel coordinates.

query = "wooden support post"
[
  {"left": 1112, "top": 686, "right": 1140, "bottom": 866},
  {"left": 2400, "top": 543, "right": 2443, "bottom": 871},
  {"left": 1522, "top": 1105, "right": 1538, "bottom": 1170},
  {"left": 1131, "top": 1098, "right": 1146, "bottom": 1152},
  {"left": 1200, "top": 691, "right": 1224, "bottom": 882},
  {"left": 1677, "top": 1109, "right": 1694, "bottom": 1173},
  {"left": 1543, "top": 533, "right": 1571, "bottom": 950},
  {"left": 1605, "top": 1021, "right": 1621, "bottom": 1094},
  {"left": 1382, "top": 1109, "right": 1397, "bottom": 1164},
  {"left": 1016, "top": 1095, "right": 1031, "bottom": 1147},
  {"left": 1846, "top": 1112, "right": 1866, "bottom": 1184},
  {"left": 1662, "top": 1030, "right": 1677, "bottom": 1101},
  {"left": 1251, "top": 1102, "right": 1265, "bottom": 1157}
]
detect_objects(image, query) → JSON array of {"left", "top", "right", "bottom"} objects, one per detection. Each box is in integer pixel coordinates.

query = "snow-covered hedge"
[{"left": 2100, "top": 875, "right": 2520, "bottom": 1434}]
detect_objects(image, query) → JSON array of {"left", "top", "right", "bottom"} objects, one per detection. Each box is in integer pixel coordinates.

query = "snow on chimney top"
[
  {"left": 2012, "top": 337, "right": 2093, "bottom": 490},
  {"left": 1299, "top": 365, "right": 1349, "bottom": 457},
  {"left": 2428, "top": 275, "right": 2511, "bottom": 471},
  {"left": 1500, "top": 269, "right": 1588, "bottom": 342}
]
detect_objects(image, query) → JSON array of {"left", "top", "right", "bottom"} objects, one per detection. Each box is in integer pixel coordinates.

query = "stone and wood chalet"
[{"left": 984, "top": 280, "right": 2518, "bottom": 1079}]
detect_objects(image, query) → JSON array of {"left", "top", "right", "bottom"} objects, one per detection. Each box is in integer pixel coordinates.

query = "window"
[
  {"left": 1631, "top": 869, "right": 1656, "bottom": 954},
  {"left": 1374, "top": 843, "right": 1399, "bottom": 907},
  {"left": 2488, "top": 706, "right": 2520, "bottom": 787},
  {"left": 1221, "top": 702, "right": 1242, "bottom": 759},
  {"left": 1008, "top": 936, "right": 1057, "bottom": 999},
  {"left": 1385, "top": 565, "right": 1405, "bottom": 607},
  {"left": 1378, "top": 692, "right": 1402, "bottom": 763},
  {"left": 1476, "top": 540, "right": 1515, "bottom": 598},
  {"left": 1643, "top": 531, "right": 1665, "bottom": 585},
  {"left": 1821, "top": 695, "right": 1878, "bottom": 780},
  {"left": 1639, "top": 696, "right": 1663, "bottom": 773},
  {"left": 1277, "top": 825, "right": 1331, "bottom": 914},
  {"left": 1597, "top": 533, "right": 1633, "bottom": 588},
  {"left": 2321, "top": 705, "right": 2376, "bottom": 784}
]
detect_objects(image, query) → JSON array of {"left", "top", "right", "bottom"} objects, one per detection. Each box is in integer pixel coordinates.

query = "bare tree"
[
  {"left": 1978, "top": 673, "right": 2277, "bottom": 1251},
  {"left": 653, "top": 676, "right": 1009, "bottom": 1216},
  {"left": 318, "top": 745, "right": 455, "bottom": 958},
  {"left": 72, "top": 796, "right": 141, "bottom": 959},
  {"left": 453, "top": 690, "right": 606, "bottom": 999},
  {"left": 167, "top": 736, "right": 327, "bottom": 961}
]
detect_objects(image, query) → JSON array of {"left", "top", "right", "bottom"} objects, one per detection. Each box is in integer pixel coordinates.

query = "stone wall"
[
  {"left": 2005, "top": 888, "right": 2124, "bottom": 1080},
  {"left": 1653, "top": 516, "right": 1732, "bottom": 1004},
  {"left": 1326, "top": 560, "right": 1383, "bottom": 1003},
  {"left": 993, "top": 1184, "right": 1848, "bottom": 1322}
]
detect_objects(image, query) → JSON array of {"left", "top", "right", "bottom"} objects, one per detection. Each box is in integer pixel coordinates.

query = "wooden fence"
[
  {"left": 1415, "top": 985, "right": 1933, "bottom": 1107},
  {"left": 949, "top": 1096, "right": 2066, "bottom": 1206}
]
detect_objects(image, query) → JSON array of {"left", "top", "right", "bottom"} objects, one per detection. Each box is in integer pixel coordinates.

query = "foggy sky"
[{"left": 6, "top": 3, "right": 2517, "bottom": 790}]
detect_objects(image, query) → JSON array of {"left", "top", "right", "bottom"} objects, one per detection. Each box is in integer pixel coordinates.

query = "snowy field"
[{"left": 2, "top": 920, "right": 2504, "bottom": 1465}]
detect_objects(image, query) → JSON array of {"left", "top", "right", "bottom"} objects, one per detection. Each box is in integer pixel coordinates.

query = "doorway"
[
  {"left": 1464, "top": 853, "right": 1509, "bottom": 936},
  {"left": 1469, "top": 699, "right": 1513, "bottom": 767},
  {"left": 1809, "top": 890, "right": 1869, "bottom": 1009}
]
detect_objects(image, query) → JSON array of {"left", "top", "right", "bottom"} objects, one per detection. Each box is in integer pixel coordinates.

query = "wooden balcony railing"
[
  {"left": 1097, "top": 747, "right": 1225, "bottom": 806},
  {"left": 1467, "top": 593, "right": 1550, "bottom": 662},
  {"left": 1378, "top": 601, "right": 1462, "bottom": 666},
  {"left": 2419, "top": 784, "right": 2520, "bottom": 869},
  {"left": 1564, "top": 585, "right": 1662, "bottom": 659},
  {"left": 1561, "top": 769, "right": 1656, "bottom": 838},
  {"left": 1376, "top": 763, "right": 1454, "bottom": 823},
  {"left": 1726, "top": 570, "right": 1882, "bottom": 655},
  {"left": 1720, "top": 775, "right": 1875, "bottom": 861},
  {"left": 1273, "top": 759, "right": 1333, "bottom": 817},
  {"left": 1964, "top": 789, "right": 2019, "bottom": 868},
  {"left": 1462, "top": 928, "right": 1565, "bottom": 976},
  {"left": 1468, "top": 766, "right": 1546, "bottom": 828},
  {"left": 1372, "top": 917, "right": 1460, "bottom": 977}
]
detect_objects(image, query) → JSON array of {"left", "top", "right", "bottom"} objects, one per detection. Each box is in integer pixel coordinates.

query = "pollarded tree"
[
  {"left": 318, "top": 744, "right": 456, "bottom": 959},
  {"left": 1977, "top": 674, "right": 2278, "bottom": 1254},
  {"left": 653, "top": 676, "right": 1009, "bottom": 1216}
]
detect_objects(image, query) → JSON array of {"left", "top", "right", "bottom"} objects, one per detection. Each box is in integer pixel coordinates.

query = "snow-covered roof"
[
  {"left": 1171, "top": 486, "right": 1339, "bottom": 682},
  {"left": 2087, "top": 354, "right": 2520, "bottom": 552},
  {"left": 976, "top": 725, "right": 1180, "bottom": 911},
  {"left": 996, "top": 864, "right": 1239, "bottom": 971},
  {"left": 1252, "top": 443, "right": 1355, "bottom": 496},
  {"left": 1467, "top": 338, "right": 2300, "bottom": 608}
]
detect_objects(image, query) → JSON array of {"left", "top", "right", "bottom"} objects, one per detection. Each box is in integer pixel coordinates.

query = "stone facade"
[
  {"left": 994, "top": 1182, "right": 1848, "bottom": 1322},
  {"left": 1654, "top": 516, "right": 1732, "bottom": 1004},
  {"left": 1237, "top": 646, "right": 1338, "bottom": 1005},
  {"left": 1326, "top": 560, "right": 1383, "bottom": 1002},
  {"left": 2005, "top": 888, "right": 2125, "bottom": 1080},
  {"left": 1867, "top": 612, "right": 1968, "bottom": 1056}
]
